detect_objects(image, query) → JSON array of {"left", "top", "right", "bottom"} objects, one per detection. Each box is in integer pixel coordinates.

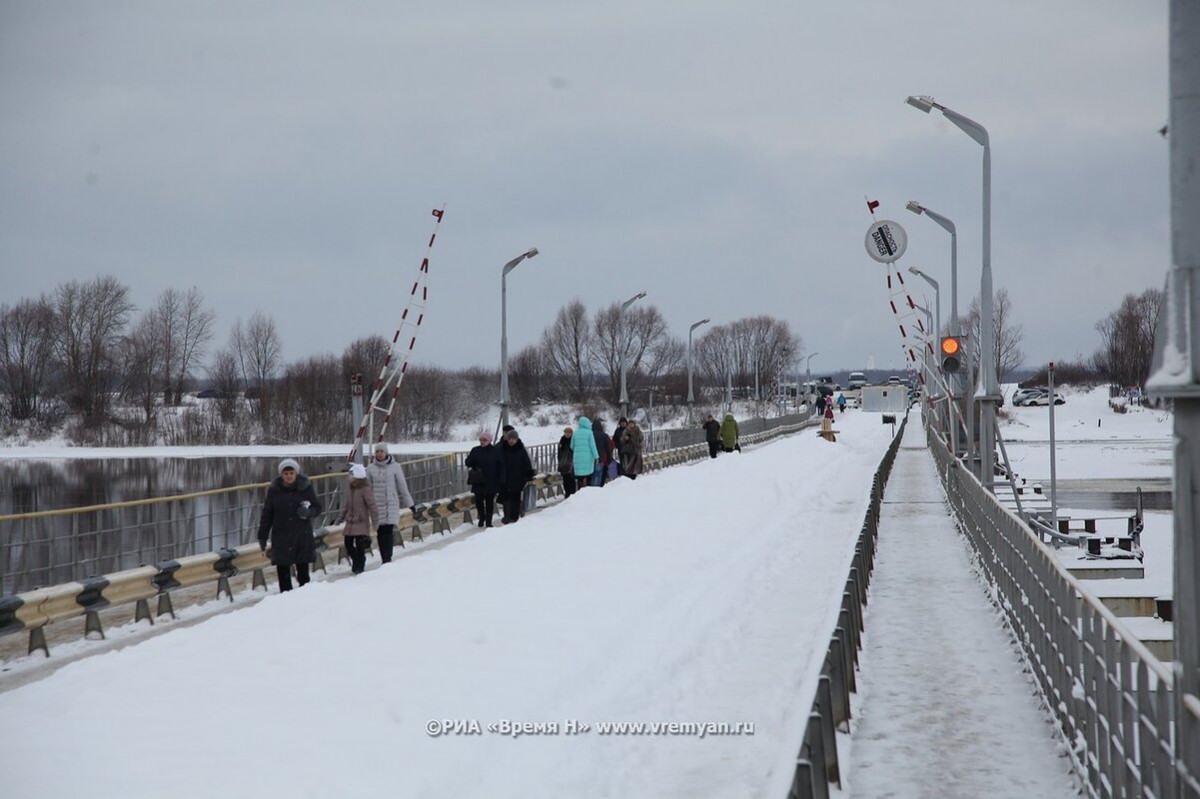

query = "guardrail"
[
  {"left": 924, "top": 419, "right": 1200, "bottom": 797},
  {"left": 0, "top": 413, "right": 817, "bottom": 657},
  {"left": 0, "top": 412, "right": 815, "bottom": 596},
  {"left": 786, "top": 414, "right": 907, "bottom": 799}
]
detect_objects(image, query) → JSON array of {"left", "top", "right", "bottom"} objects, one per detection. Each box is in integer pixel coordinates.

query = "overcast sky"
[{"left": 0, "top": 1, "right": 1169, "bottom": 378}]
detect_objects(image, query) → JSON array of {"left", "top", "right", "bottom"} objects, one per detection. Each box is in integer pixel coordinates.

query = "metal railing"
[
  {"left": 787, "top": 414, "right": 907, "bottom": 799},
  {"left": 0, "top": 413, "right": 812, "bottom": 596},
  {"left": 0, "top": 412, "right": 817, "bottom": 656},
  {"left": 925, "top": 420, "right": 1200, "bottom": 797}
]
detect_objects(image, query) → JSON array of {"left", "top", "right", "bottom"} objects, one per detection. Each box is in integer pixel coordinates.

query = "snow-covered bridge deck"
[{"left": 0, "top": 412, "right": 1070, "bottom": 798}]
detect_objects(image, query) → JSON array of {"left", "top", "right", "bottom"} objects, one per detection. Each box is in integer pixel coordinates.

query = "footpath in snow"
[
  {"left": 844, "top": 420, "right": 1078, "bottom": 797},
  {"left": 1, "top": 411, "right": 895, "bottom": 799}
]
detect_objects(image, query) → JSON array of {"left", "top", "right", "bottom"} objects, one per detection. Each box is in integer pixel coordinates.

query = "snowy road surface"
[
  {"left": 844, "top": 421, "right": 1077, "bottom": 797},
  {"left": 1, "top": 411, "right": 895, "bottom": 799}
]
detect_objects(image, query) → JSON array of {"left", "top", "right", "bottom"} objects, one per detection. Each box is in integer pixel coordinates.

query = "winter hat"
[
  {"left": 479, "top": 432, "right": 493, "bottom": 443},
  {"left": 373, "top": 442, "right": 389, "bottom": 455},
  {"left": 278, "top": 458, "right": 301, "bottom": 475},
  {"left": 349, "top": 463, "right": 367, "bottom": 479}
]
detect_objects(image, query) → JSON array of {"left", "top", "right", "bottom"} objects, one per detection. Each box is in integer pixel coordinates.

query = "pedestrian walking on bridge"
[
  {"left": 257, "top": 458, "right": 322, "bottom": 591},
  {"left": 466, "top": 432, "right": 501, "bottom": 526},
  {"left": 620, "top": 419, "right": 644, "bottom": 479},
  {"left": 703, "top": 414, "right": 722, "bottom": 458},
  {"left": 369, "top": 443, "right": 414, "bottom": 563},
  {"left": 338, "top": 463, "right": 377, "bottom": 574},
  {"left": 721, "top": 413, "right": 740, "bottom": 453}
]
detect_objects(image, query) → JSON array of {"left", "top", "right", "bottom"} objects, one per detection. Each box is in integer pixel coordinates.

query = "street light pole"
[
  {"left": 687, "top": 318, "right": 710, "bottom": 422},
  {"left": 619, "top": 291, "right": 647, "bottom": 418},
  {"left": 805, "top": 352, "right": 819, "bottom": 414},
  {"left": 907, "top": 200, "right": 969, "bottom": 463},
  {"left": 907, "top": 266, "right": 941, "bottom": 344},
  {"left": 499, "top": 247, "right": 539, "bottom": 429},
  {"left": 908, "top": 95, "right": 997, "bottom": 491}
]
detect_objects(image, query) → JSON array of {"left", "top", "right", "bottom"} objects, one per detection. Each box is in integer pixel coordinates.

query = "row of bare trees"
[
  {"left": 511, "top": 300, "right": 802, "bottom": 406},
  {"left": 1093, "top": 287, "right": 1164, "bottom": 389}
]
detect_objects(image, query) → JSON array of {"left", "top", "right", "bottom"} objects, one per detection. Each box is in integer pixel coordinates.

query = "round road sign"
[{"left": 864, "top": 220, "right": 908, "bottom": 264}]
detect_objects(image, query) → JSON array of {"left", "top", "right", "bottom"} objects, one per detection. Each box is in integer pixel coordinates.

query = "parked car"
[
  {"left": 847, "top": 372, "right": 868, "bottom": 390},
  {"left": 1026, "top": 390, "right": 1065, "bottom": 406},
  {"left": 1011, "top": 387, "right": 1043, "bottom": 406},
  {"left": 887, "top": 376, "right": 902, "bottom": 385}
]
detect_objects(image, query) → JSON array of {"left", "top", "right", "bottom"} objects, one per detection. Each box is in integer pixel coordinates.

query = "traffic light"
[{"left": 940, "top": 336, "right": 962, "bottom": 373}]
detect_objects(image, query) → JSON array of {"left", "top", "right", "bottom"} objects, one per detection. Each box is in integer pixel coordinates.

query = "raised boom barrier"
[{"left": 0, "top": 414, "right": 817, "bottom": 657}]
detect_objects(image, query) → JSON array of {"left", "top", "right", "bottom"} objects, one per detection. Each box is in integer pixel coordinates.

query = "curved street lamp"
[
  {"left": 619, "top": 291, "right": 647, "bottom": 418},
  {"left": 907, "top": 95, "right": 997, "bottom": 490},
  {"left": 499, "top": 247, "right": 539, "bottom": 429},
  {"left": 687, "top": 317, "right": 710, "bottom": 422}
]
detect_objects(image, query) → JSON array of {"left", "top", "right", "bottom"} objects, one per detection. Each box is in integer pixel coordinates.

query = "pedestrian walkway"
[{"left": 844, "top": 421, "right": 1079, "bottom": 797}]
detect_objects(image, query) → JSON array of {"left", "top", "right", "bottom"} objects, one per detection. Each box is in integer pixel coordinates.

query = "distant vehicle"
[
  {"left": 195, "top": 388, "right": 231, "bottom": 399},
  {"left": 847, "top": 372, "right": 868, "bottom": 390},
  {"left": 886, "top": 376, "right": 902, "bottom": 385},
  {"left": 1026, "top": 390, "right": 1065, "bottom": 406},
  {"left": 1011, "top": 387, "right": 1042, "bottom": 406}
]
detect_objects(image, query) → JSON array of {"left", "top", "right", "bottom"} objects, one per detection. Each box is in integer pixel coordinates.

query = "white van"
[{"left": 847, "top": 372, "right": 867, "bottom": 389}]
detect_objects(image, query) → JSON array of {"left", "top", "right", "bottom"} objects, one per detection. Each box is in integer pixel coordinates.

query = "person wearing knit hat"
[
  {"left": 338, "top": 463, "right": 377, "bottom": 574},
  {"left": 257, "top": 457, "right": 322, "bottom": 592},
  {"left": 465, "top": 431, "right": 501, "bottom": 527},
  {"left": 368, "top": 441, "right": 414, "bottom": 563},
  {"left": 557, "top": 426, "right": 576, "bottom": 498}
]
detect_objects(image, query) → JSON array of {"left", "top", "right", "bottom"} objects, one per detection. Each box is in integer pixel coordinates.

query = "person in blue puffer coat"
[{"left": 570, "top": 416, "right": 600, "bottom": 492}]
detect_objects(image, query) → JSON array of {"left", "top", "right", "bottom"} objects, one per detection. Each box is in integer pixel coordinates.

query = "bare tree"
[
  {"left": 206, "top": 347, "right": 243, "bottom": 423},
  {"left": 230, "top": 310, "right": 281, "bottom": 417},
  {"left": 389, "top": 365, "right": 457, "bottom": 440},
  {"left": 965, "top": 288, "right": 1025, "bottom": 384},
  {"left": 117, "top": 314, "right": 165, "bottom": 425},
  {"left": 150, "top": 287, "right": 215, "bottom": 405},
  {"left": 1094, "top": 287, "right": 1164, "bottom": 388},
  {"left": 540, "top": 300, "right": 592, "bottom": 402},
  {"left": 0, "top": 297, "right": 56, "bottom": 421},
  {"left": 695, "top": 316, "right": 801, "bottom": 398},
  {"left": 509, "top": 344, "right": 549, "bottom": 407},
  {"left": 274, "top": 353, "right": 345, "bottom": 442},
  {"left": 591, "top": 303, "right": 671, "bottom": 403},
  {"left": 342, "top": 335, "right": 392, "bottom": 394},
  {"left": 52, "top": 276, "right": 135, "bottom": 424}
]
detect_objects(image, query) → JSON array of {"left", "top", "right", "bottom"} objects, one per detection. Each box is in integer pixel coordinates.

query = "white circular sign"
[{"left": 864, "top": 220, "right": 908, "bottom": 264}]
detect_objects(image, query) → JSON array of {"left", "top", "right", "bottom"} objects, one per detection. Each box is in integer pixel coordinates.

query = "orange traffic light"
[{"left": 940, "top": 336, "right": 962, "bottom": 372}]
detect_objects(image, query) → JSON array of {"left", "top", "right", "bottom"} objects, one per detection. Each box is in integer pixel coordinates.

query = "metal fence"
[
  {"left": 925, "top": 420, "right": 1200, "bottom": 797},
  {"left": 0, "top": 412, "right": 812, "bottom": 596},
  {"left": 787, "top": 414, "right": 906, "bottom": 799}
]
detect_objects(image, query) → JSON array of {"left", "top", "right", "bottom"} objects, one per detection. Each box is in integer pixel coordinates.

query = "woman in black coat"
[
  {"left": 557, "top": 427, "right": 576, "bottom": 498},
  {"left": 257, "top": 458, "right": 323, "bottom": 592},
  {"left": 498, "top": 429, "right": 535, "bottom": 524},
  {"left": 465, "top": 432, "right": 502, "bottom": 527}
]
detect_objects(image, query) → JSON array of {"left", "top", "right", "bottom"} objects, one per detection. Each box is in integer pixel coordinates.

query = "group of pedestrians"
[
  {"left": 258, "top": 409, "right": 739, "bottom": 594},
  {"left": 465, "top": 426, "right": 536, "bottom": 526},
  {"left": 557, "top": 415, "right": 645, "bottom": 495},
  {"left": 257, "top": 442, "right": 416, "bottom": 591},
  {"left": 702, "top": 413, "right": 741, "bottom": 458}
]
